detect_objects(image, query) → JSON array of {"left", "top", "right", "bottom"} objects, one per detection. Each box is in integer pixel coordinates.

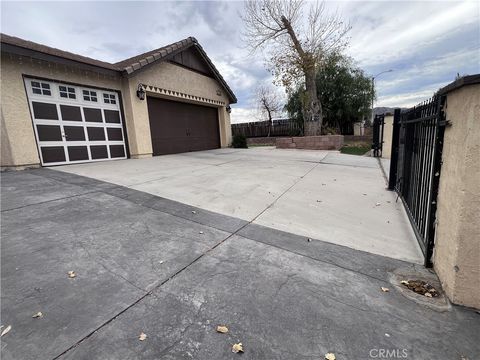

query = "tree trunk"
[{"left": 303, "top": 67, "right": 323, "bottom": 136}]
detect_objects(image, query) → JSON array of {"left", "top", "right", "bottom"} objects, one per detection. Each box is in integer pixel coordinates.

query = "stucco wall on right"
[
  {"left": 382, "top": 115, "right": 393, "bottom": 159},
  {"left": 434, "top": 84, "right": 480, "bottom": 309}
]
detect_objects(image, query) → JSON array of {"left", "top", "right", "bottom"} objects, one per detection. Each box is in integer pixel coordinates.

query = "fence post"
[{"left": 388, "top": 109, "right": 401, "bottom": 190}]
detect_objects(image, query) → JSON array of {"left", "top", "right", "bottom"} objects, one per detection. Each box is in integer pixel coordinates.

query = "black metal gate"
[
  {"left": 388, "top": 96, "right": 446, "bottom": 266},
  {"left": 372, "top": 114, "right": 384, "bottom": 157}
]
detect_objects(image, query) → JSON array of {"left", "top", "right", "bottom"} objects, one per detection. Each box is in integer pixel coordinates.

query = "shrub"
[{"left": 231, "top": 134, "right": 248, "bottom": 148}]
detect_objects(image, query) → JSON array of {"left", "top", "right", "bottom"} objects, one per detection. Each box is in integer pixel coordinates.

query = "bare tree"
[
  {"left": 242, "top": 0, "right": 351, "bottom": 135},
  {"left": 256, "top": 85, "right": 283, "bottom": 136}
]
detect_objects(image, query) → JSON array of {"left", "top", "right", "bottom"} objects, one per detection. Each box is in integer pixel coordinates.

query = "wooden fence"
[{"left": 231, "top": 120, "right": 302, "bottom": 138}]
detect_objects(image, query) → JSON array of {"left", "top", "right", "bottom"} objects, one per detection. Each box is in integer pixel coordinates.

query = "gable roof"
[{"left": 0, "top": 33, "right": 236, "bottom": 103}]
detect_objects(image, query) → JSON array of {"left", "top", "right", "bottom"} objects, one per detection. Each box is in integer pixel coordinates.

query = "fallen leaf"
[
  {"left": 216, "top": 325, "right": 228, "bottom": 334},
  {"left": 139, "top": 332, "right": 147, "bottom": 341},
  {"left": 32, "top": 312, "right": 43, "bottom": 318},
  {"left": 67, "top": 271, "right": 76, "bottom": 278},
  {"left": 1, "top": 325, "right": 11, "bottom": 337},
  {"left": 325, "top": 353, "right": 336, "bottom": 360},
  {"left": 400, "top": 280, "right": 409, "bottom": 285},
  {"left": 424, "top": 292, "right": 433, "bottom": 298},
  {"left": 381, "top": 287, "right": 390, "bottom": 292},
  {"left": 232, "top": 343, "right": 243, "bottom": 353}
]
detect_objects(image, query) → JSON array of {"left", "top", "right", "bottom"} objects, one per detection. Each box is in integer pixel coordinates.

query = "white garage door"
[{"left": 24, "top": 78, "right": 127, "bottom": 166}]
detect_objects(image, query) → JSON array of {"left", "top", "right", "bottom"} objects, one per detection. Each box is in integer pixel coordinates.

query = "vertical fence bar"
[{"left": 388, "top": 109, "right": 401, "bottom": 190}]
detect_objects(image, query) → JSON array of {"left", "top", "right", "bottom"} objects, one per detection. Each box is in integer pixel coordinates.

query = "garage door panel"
[
  {"left": 109, "top": 145, "right": 125, "bottom": 158},
  {"left": 36, "top": 125, "right": 63, "bottom": 141},
  {"left": 64, "top": 126, "right": 86, "bottom": 141},
  {"left": 32, "top": 102, "right": 58, "bottom": 120},
  {"left": 83, "top": 108, "right": 103, "bottom": 123},
  {"left": 104, "top": 110, "right": 121, "bottom": 123},
  {"left": 25, "top": 78, "right": 126, "bottom": 166},
  {"left": 147, "top": 97, "right": 219, "bottom": 156},
  {"left": 90, "top": 145, "right": 109, "bottom": 159},
  {"left": 60, "top": 105, "right": 82, "bottom": 121},
  {"left": 87, "top": 127, "right": 106, "bottom": 141},
  {"left": 41, "top": 146, "right": 66, "bottom": 163},
  {"left": 67, "top": 146, "right": 89, "bottom": 161},
  {"left": 107, "top": 128, "right": 123, "bottom": 141}
]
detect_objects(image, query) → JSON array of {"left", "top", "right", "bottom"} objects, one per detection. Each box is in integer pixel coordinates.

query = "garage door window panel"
[
  {"left": 32, "top": 102, "right": 58, "bottom": 120},
  {"left": 109, "top": 145, "right": 125, "bottom": 158},
  {"left": 90, "top": 145, "right": 109, "bottom": 159},
  {"left": 107, "top": 128, "right": 123, "bottom": 141},
  {"left": 36, "top": 125, "right": 63, "bottom": 141},
  {"left": 87, "top": 127, "right": 106, "bottom": 141},
  {"left": 64, "top": 126, "right": 86, "bottom": 141},
  {"left": 67, "top": 146, "right": 89, "bottom": 161},
  {"left": 59, "top": 86, "right": 76, "bottom": 99},
  {"left": 60, "top": 105, "right": 82, "bottom": 122},
  {"left": 41, "top": 146, "right": 66, "bottom": 163},
  {"left": 84, "top": 108, "right": 103, "bottom": 123},
  {"left": 31, "top": 81, "right": 51, "bottom": 96},
  {"left": 104, "top": 110, "right": 121, "bottom": 123}
]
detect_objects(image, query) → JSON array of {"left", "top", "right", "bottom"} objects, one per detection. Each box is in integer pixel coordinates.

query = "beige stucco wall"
[
  {"left": 434, "top": 84, "right": 480, "bottom": 309},
  {"left": 382, "top": 114, "right": 393, "bottom": 159},
  {"left": 1, "top": 53, "right": 233, "bottom": 167},
  {"left": 0, "top": 53, "right": 124, "bottom": 167}
]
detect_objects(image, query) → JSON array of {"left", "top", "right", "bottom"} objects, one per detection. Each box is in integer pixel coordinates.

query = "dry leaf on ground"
[
  {"left": 139, "top": 332, "right": 147, "bottom": 341},
  {"left": 325, "top": 353, "right": 336, "bottom": 360},
  {"left": 67, "top": 271, "right": 76, "bottom": 278},
  {"left": 381, "top": 287, "right": 390, "bottom": 292},
  {"left": 32, "top": 312, "right": 43, "bottom": 318},
  {"left": 232, "top": 343, "right": 243, "bottom": 353},
  {"left": 216, "top": 325, "right": 228, "bottom": 334},
  {"left": 1, "top": 325, "right": 12, "bottom": 337}
]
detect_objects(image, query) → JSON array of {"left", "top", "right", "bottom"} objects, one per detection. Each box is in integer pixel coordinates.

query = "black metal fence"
[
  {"left": 388, "top": 96, "right": 446, "bottom": 266},
  {"left": 231, "top": 119, "right": 301, "bottom": 138},
  {"left": 372, "top": 114, "right": 385, "bottom": 157}
]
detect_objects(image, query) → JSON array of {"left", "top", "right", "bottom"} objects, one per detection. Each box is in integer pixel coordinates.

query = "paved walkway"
[
  {"left": 56, "top": 148, "right": 422, "bottom": 263},
  {"left": 1, "top": 169, "right": 479, "bottom": 360}
]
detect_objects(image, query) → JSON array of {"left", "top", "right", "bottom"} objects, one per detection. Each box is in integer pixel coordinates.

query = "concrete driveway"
[
  {"left": 1, "top": 164, "right": 479, "bottom": 360},
  {"left": 57, "top": 147, "right": 422, "bottom": 263}
]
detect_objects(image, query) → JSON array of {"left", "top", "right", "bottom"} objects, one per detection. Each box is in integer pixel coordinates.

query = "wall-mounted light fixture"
[
  {"left": 136, "top": 84, "right": 146, "bottom": 100},
  {"left": 226, "top": 105, "right": 232, "bottom": 114}
]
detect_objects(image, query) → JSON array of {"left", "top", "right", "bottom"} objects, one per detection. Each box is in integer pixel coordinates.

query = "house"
[{"left": 0, "top": 34, "right": 237, "bottom": 168}]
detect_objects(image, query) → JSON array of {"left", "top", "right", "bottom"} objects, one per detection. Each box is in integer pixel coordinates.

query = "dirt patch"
[{"left": 401, "top": 279, "right": 439, "bottom": 298}]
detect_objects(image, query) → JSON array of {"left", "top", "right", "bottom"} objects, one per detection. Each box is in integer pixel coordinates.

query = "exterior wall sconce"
[
  {"left": 226, "top": 105, "right": 232, "bottom": 113},
  {"left": 136, "top": 84, "right": 146, "bottom": 100}
]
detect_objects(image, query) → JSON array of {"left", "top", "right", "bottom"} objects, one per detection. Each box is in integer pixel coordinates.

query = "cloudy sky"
[{"left": 2, "top": 1, "right": 479, "bottom": 123}]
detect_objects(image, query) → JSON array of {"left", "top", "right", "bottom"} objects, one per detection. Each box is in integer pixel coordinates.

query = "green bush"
[{"left": 231, "top": 134, "right": 248, "bottom": 148}]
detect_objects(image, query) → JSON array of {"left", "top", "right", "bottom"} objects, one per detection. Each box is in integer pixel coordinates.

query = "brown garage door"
[{"left": 147, "top": 97, "right": 220, "bottom": 155}]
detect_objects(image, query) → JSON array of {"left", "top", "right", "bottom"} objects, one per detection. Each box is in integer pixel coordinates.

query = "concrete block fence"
[{"left": 276, "top": 135, "right": 344, "bottom": 150}]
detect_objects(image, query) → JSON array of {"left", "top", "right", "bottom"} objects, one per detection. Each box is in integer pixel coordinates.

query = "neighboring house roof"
[{"left": 0, "top": 33, "right": 237, "bottom": 103}]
